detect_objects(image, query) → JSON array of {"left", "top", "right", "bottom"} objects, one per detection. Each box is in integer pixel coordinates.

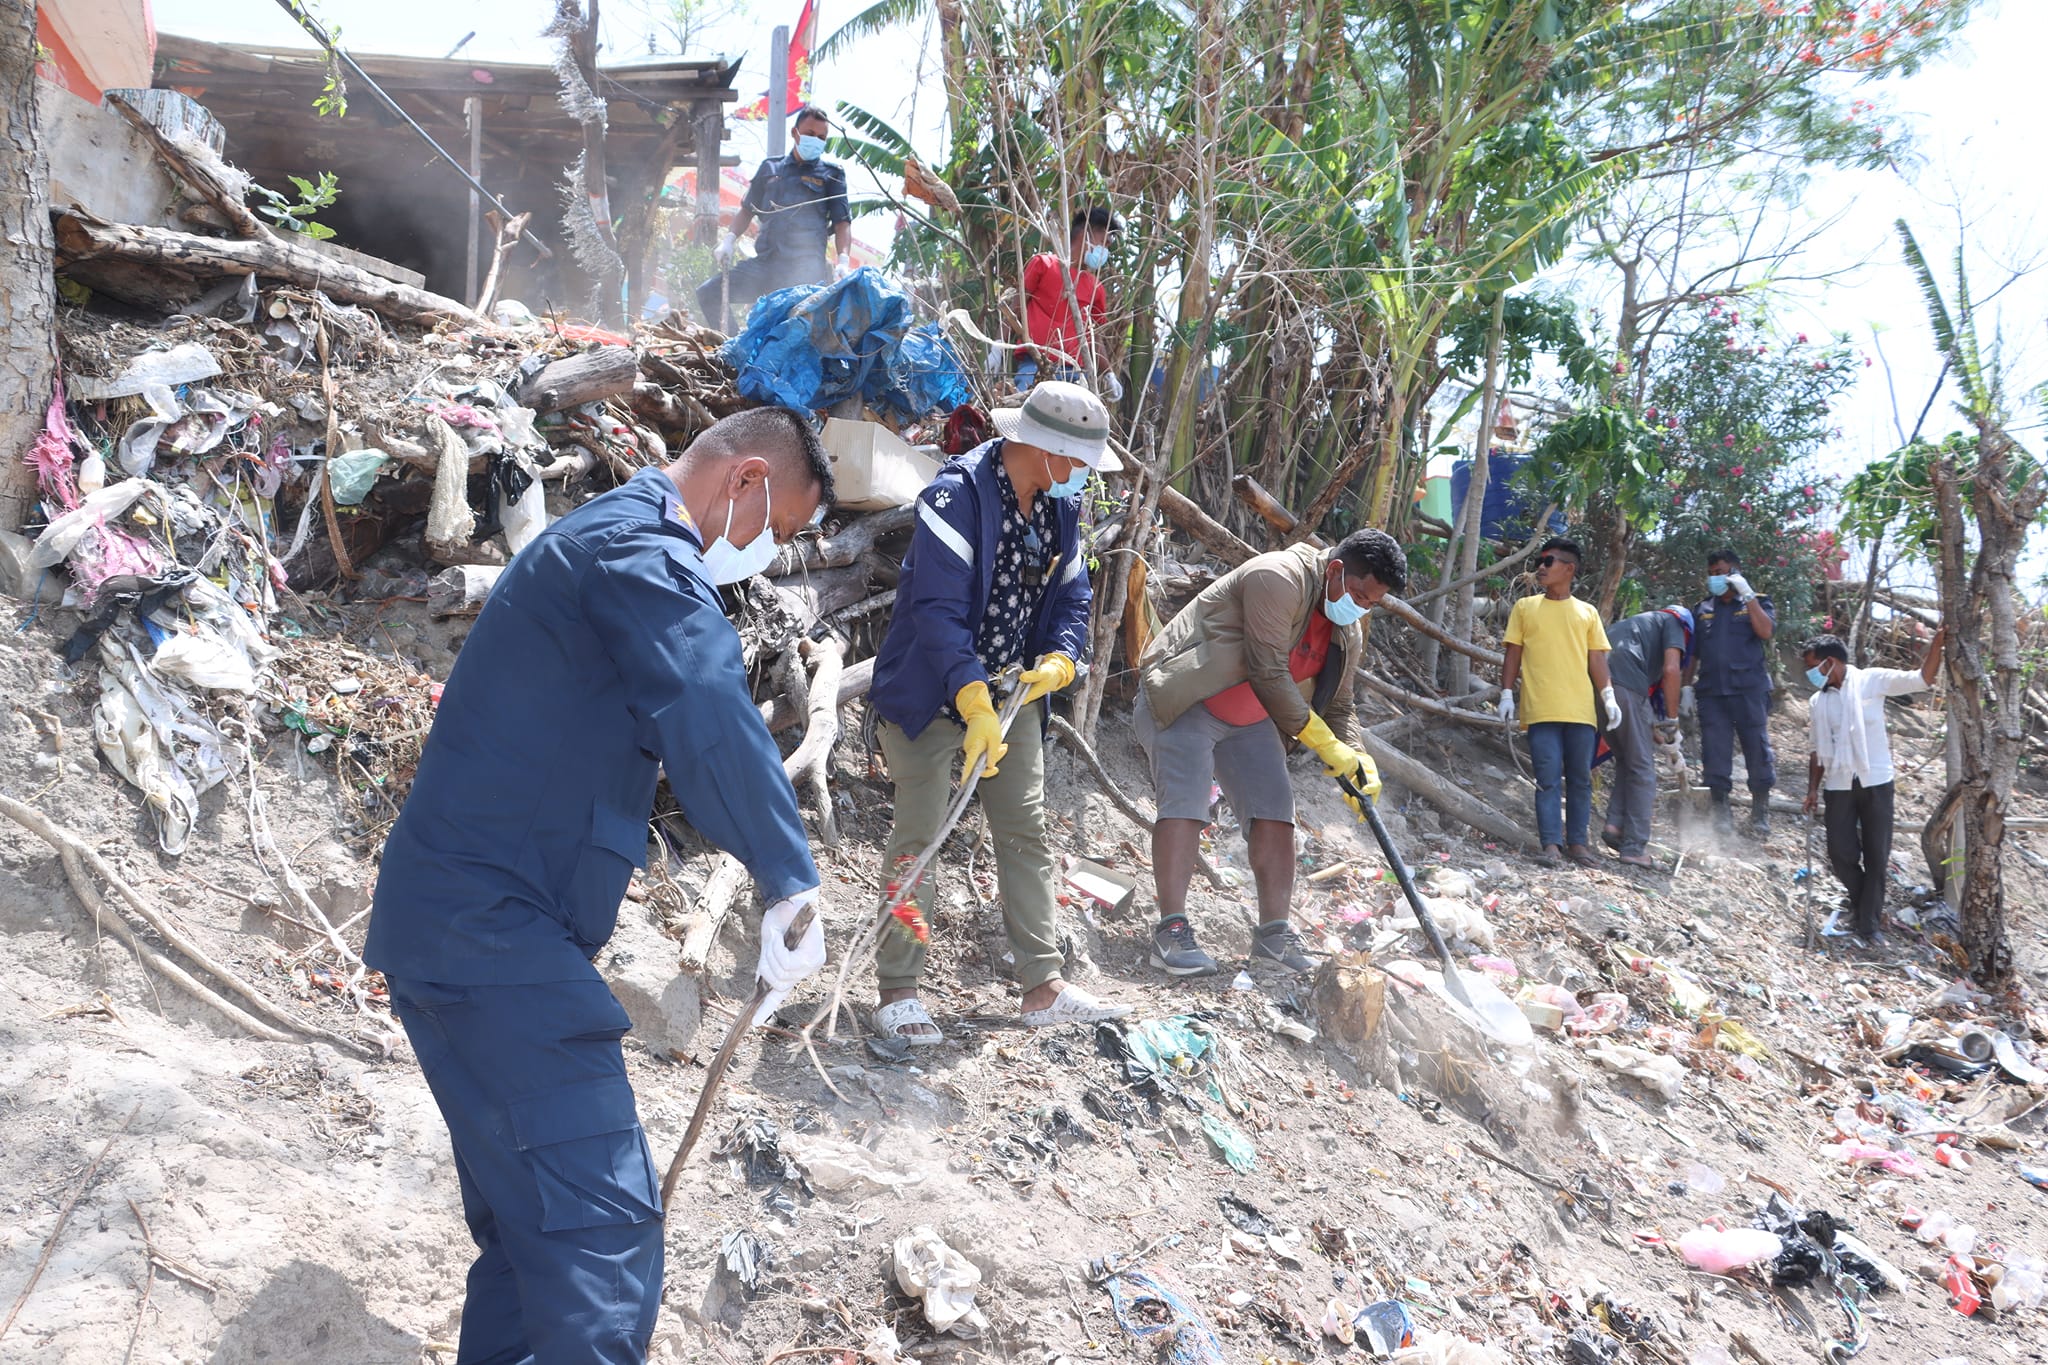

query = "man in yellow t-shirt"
[{"left": 1497, "top": 537, "right": 1619, "bottom": 868}]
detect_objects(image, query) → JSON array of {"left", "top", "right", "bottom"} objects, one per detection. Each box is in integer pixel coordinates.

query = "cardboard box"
[{"left": 820, "top": 418, "right": 940, "bottom": 511}]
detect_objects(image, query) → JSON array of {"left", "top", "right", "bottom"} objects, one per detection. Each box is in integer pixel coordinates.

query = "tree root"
[{"left": 0, "top": 793, "right": 375, "bottom": 1056}]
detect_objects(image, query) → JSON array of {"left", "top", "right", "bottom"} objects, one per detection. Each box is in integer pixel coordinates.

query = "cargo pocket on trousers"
[{"left": 505, "top": 1075, "right": 663, "bottom": 1230}]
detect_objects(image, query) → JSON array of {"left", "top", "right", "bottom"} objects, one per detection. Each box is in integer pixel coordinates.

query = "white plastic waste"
[
  {"left": 1385, "top": 895, "right": 1496, "bottom": 949},
  {"left": 892, "top": 1225, "right": 988, "bottom": 1337},
  {"left": 792, "top": 1135, "right": 927, "bottom": 1197},
  {"left": 1583, "top": 1042, "right": 1686, "bottom": 1100},
  {"left": 1390, "top": 1329, "right": 1511, "bottom": 1365}
]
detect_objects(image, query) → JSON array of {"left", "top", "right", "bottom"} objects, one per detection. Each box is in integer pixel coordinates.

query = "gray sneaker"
[
  {"left": 1251, "top": 920, "right": 1316, "bottom": 974},
  {"left": 1148, "top": 915, "right": 1219, "bottom": 977}
]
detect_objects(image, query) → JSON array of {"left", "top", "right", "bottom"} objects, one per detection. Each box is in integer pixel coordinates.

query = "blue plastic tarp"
[
  {"left": 1450, "top": 451, "right": 1567, "bottom": 541},
  {"left": 721, "top": 268, "right": 972, "bottom": 423}
]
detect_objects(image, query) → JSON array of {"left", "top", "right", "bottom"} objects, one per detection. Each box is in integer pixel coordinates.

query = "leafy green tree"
[{"left": 1528, "top": 301, "right": 1855, "bottom": 639}]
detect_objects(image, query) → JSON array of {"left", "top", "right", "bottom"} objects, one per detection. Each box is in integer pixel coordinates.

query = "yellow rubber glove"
[
  {"left": 955, "top": 680, "right": 1008, "bottom": 779},
  {"left": 1298, "top": 711, "right": 1381, "bottom": 815},
  {"left": 1018, "top": 651, "right": 1076, "bottom": 705}
]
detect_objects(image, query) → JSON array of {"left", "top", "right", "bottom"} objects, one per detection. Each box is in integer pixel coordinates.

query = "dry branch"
[
  {"left": 678, "top": 856, "right": 748, "bottom": 974},
  {"left": 762, "top": 656, "right": 874, "bottom": 733},
  {"left": 53, "top": 210, "right": 482, "bottom": 327},
  {"left": 104, "top": 94, "right": 262, "bottom": 237}
]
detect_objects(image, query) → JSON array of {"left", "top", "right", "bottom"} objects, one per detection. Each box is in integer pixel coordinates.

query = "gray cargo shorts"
[{"left": 1133, "top": 687, "right": 1296, "bottom": 826}]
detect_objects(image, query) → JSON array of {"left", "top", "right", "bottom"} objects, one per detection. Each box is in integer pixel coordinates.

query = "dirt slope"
[{"left": 1, "top": 615, "right": 2045, "bottom": 1365}]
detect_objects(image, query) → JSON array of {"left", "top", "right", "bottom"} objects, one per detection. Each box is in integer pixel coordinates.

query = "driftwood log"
[
  {"left": 52, "top": 210, "right": 483, "bottom": 327},
  {"left": 1358, "top": 735, "right": 1535, "bottom": 851},
  {"left": 769, "top": 504, "right": 914, "bottom": 576},
  {"left": 763, "top": 656, "right": 874, "bottom": 732},
  {"left": 519, "top": 346, "right": 638, "bottom": 415}
]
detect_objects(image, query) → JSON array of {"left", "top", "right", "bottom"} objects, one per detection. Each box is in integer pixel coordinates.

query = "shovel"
[{"left": 1333, "top": 770, "right": 1475, "bottom": 1011}]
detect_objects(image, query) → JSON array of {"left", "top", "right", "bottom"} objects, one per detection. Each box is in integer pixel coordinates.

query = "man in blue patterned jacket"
[{"left": 865, "top": 382, "right": 1130, "bottom": 1044}]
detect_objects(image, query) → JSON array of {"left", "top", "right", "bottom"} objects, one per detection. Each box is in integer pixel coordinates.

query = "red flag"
[{"left": 734, "top": 0, "right": 818, "bottom": 121}]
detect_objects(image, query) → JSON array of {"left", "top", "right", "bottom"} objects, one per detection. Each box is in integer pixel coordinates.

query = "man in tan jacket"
[{"left": 1134, "top": 528, "right": 1407, "bottom": 976}]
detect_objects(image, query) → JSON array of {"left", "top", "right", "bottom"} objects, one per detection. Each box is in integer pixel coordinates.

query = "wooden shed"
[{"left": 152, "top": 32, "right": 739, "bottom": 314}]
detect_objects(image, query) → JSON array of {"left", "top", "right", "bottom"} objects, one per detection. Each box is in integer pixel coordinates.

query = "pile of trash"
[{"left": 23, "top": 251, "right": 989, "bottom": 856}]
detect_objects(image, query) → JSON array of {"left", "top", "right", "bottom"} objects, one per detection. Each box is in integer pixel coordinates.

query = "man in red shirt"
[{"left": 1018, "top": 207, "right": 1121, "bottom": 397}]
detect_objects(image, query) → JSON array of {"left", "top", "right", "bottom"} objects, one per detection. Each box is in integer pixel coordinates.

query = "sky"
[{"left": 153, "top": 0, "right": 2048, "bottom": 547}]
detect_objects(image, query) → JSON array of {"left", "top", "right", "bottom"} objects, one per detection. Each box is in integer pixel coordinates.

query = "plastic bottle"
[
  {"left": 1991, "top": 1256, "right": 2045, "bottom": 1311},
  {"left": 1685, "top": 1163, "right": 1727, "bottom": 1195}
]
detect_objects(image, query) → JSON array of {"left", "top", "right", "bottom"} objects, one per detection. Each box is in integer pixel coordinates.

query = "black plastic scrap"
[
  {"left": 717, "top": 1114, "right": 811, "bottom": 1197},
  {"left": 1565, "top": 1325, "right": 1622, "bottom": 1364},
  {"left": 718, "top": 1229, "right": 766, "bottom": 1296},
  {"left": 1216, "top": 1192, "right": 1278, "bottom": 1238},
  {"left": 1753, "top": 1193, "right": 1887, "bottom": 1295}
]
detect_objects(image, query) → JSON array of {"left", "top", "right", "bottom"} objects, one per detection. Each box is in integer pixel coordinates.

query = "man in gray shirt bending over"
[{"left": 1599, "top": 605, "right": 1692, "bottom": 867}]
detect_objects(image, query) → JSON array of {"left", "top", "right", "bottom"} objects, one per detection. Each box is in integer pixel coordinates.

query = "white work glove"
[
  {"left": 1599, "top": 685, "right": 1622, "bottom": 732},
  {"left": 833, "top": 257, "right": 853, "bottom": 280},
  {"left": 755, "top": 887, "right": 826, "bottom": 1026},
  {"left": 1101, "top": 370, "right": 1125, "bottom": 403},
  {"left": 714, "top": 229, "right": 737, "bottom": 268},
  {"left": 1679, "top": 684, "right": 1696, "bottom": 720},
  {"left": 1655, "top": 736, "right": 1687, "bottom": 781},
  {"left": 1498, "top": 691, "right": 1518, "bottom": 725},
  {"left": 1725, "top": 573, "right": 1754, "bottom": 603}
]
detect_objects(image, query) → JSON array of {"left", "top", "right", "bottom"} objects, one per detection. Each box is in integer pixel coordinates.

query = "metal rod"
[
  {"left": 464, "top": 96, "right": 482, "bottom": 303},
  {"left": 766, "top": 23, "right": 790, "bottom": 157},
  {"left": 268, "top": 0, "right": 554, "bottom": 259}
]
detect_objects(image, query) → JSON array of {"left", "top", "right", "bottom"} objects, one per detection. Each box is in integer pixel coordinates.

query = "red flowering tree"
[{"left": 1528, "top": 300, "right": 1856, "bottom": 640}]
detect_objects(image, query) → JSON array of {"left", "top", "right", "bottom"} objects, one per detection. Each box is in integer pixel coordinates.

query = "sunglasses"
[{"left": 1535, "top": 555, "right": 1575, "bottom": 569}]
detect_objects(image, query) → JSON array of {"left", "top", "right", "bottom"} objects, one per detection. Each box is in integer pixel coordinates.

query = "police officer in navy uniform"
[
  {"left": 365, "top": 407, "right": 835, "bottom": 1363},
  {"left": 696, "top": 104, "right": 853, "bottom": 331},
  {"left": 1683, "top": 547, "right": 1778, "bottom": 837}
]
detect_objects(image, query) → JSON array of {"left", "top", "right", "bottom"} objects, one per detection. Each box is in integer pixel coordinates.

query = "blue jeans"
[{"left": 1527, "top": 721, "right": 1596, "bottom": 850}]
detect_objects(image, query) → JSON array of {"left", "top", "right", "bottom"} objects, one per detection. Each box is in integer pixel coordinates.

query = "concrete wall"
[{"left": 37, "top": 0, "right": 156, "bottom": 103}]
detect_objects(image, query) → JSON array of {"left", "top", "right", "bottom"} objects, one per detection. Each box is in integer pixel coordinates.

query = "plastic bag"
[
  {"left": 327, "top": 449, "right": 391, "bottom": 506},
  {"left": 1678, "top": 1226, "right": 1782, "bottom": 1273},
  {"left": 892, "top": 1226, "right": 988, "bottom": 1336}
]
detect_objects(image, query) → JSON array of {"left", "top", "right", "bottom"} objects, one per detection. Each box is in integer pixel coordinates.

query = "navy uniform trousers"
[
  {"left": 1697, "top": 689, "right": 1776, "bottom": 802},
  {"left": 389, "top": 973, "right": 663, "bottom": 1365}
]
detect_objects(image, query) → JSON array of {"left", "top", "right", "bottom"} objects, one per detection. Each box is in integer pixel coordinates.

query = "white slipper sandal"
[
  {"left": 871, "top": 998, "right": 946, "bottom": 1046},
  {"left": 1019, "top": 984, "right": 1131, "bottom": 1029}
]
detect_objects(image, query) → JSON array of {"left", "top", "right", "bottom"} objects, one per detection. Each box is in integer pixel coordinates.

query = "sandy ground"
[{"left": 2, "top": 608, "right": 2045, "bottom": 1365}]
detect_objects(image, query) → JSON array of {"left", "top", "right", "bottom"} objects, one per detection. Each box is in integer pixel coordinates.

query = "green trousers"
[{"left": 876, "top": 705, "right": 1063, "bottom": 993}]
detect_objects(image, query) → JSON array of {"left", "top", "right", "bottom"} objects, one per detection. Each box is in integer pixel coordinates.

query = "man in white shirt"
[{"left": 1800, "top": 626, "right": 1945, "bottom": 939}]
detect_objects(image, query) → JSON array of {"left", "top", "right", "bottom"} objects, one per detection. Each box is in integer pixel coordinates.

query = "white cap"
[{"left": 991, "top": 380, "right": 1121, "bottom": 471}]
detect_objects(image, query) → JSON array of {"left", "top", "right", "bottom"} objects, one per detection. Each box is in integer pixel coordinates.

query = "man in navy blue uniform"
[
  {"left": 1685, "top": 547, "right": 1778, "bottom": 837},
  {"left": 365, "top": 406, "right": 834, "bottom": 1363},
  {"left": 696, "top": 105, "right": 853, "bottom": 331},
  {"left": 863, "top": 381, "right": 1129, "bottom": 1043}
]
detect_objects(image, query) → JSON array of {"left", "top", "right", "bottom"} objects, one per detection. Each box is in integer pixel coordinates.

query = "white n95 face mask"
[{"left": 699, "top": 475, "right": 778, "bottom": 584}]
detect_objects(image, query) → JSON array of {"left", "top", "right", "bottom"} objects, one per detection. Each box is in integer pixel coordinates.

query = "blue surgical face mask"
[
  {"left": 1045, "top": 455, "right": 1090, "bottom": 500},
  {"left": 1322, "top": 577, "right": 1367, "bottom": 626},
  {"left": 1083, "top": 244, "right": 1109, "bottom": 270},
  {"left": 1707, "top": 573, "right": 1730, "bottom": 597},
  {"left": 795, "top": 133, "right": 827, "bottom": 161},
  {"left": 1806, "top": 664, "right": 1832, "bottom": 689}
]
